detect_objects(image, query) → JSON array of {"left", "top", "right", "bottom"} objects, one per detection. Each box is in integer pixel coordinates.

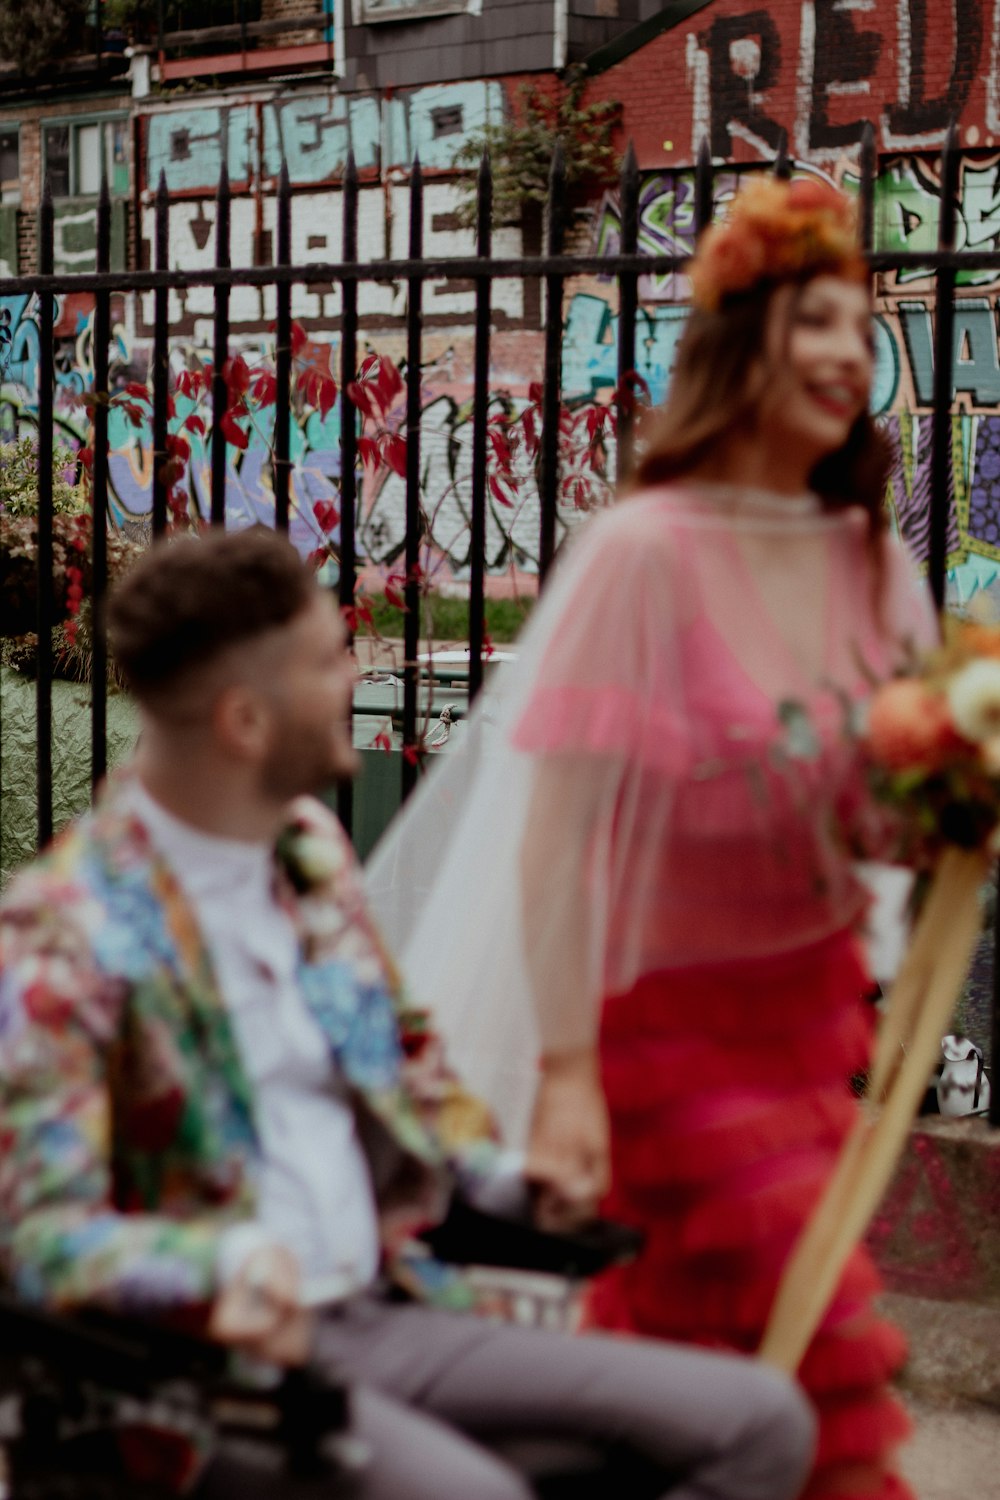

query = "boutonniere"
[{"left": 276, "top": 818, "right": 343, "bottom": 895}]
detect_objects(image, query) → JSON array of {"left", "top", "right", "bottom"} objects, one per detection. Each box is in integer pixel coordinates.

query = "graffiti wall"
[
  {"left": 570, "top": 148, "right": 1000, "bottom": 602},
  {"left": 608, "top": 0, "right": 1000, "bottom": 170},
  {"left": 7, "top": 29, "right": 1000, "bottom": 598}
]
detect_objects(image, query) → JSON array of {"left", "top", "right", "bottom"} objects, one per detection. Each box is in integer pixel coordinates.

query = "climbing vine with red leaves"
[{"left": 73, "top": 321, "right": 650, "bottom": 753}]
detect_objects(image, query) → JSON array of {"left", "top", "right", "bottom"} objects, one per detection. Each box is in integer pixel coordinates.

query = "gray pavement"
[{"left": 900, "top": 1394, "right": 999, "bottom": 1498}]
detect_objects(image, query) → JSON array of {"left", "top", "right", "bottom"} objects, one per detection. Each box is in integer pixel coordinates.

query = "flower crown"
[{"left": 687, "top": 177, "right": 868, "bottom": 313}]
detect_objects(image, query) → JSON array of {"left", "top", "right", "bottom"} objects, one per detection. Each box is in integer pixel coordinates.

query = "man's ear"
[{"left": 212, "top": 682, "right": 273, "bottom": 761}]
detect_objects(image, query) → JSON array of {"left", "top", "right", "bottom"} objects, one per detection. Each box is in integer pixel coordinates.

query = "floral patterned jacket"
[{"left": 0, "top": 776, "right": 497, "bottom": 1320}]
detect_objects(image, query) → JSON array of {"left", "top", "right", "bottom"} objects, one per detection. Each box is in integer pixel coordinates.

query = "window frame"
[
  {"left": 42, "top": 111, "right": 130, "bottom": 201},
  {"left": 0, "top": 122, "right": 19, "bottom": 204}
]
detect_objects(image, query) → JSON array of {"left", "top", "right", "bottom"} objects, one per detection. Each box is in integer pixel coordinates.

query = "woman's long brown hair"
[{"left": 629, "top": 278, "right": 891, "bottom": 558}]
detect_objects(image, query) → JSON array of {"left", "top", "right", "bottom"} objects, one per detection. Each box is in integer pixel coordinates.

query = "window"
[
  {"left": 357, "top": 0, "right": 472, "bottom": 21},
  {"left": 44, "top": 116, "right": 129, "bottom": 199},
  {"left": 0, "top": 128, "right": 18, "bottom": 202},
  {"left": 431, "top": 105, "right": 463, "bottom": 138}
]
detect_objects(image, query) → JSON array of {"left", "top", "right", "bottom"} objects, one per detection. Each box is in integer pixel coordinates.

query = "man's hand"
[
  {"left": 208, "top": 1245, "right": 313, "bottom": 1366},
  {"left": 525, "top": 1048, "right": 610, "bottom": 1232}
]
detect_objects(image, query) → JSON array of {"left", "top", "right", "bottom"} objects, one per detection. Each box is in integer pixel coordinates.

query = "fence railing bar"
[
  {"left": 10, "top": 247, "right": 1000, "bottom": 298},
  {"left": 337, "top": 149, "right": 359, "bottom": 837},
  {"left": 402, "top": 155, "right": 424, "bottom": 801},
  {"left": 35, "top": 178, "right": 55, "bottom": 849},
  {"left": 151, "top": 172, "right": 170, "bottom": 538},
  {"left": 273, "top": 161, "right": 292, "bottom": 534},
  {"left": 929, "top": 120, "right": 959, "bottom": 609},
  {"left": 774, "top": 129, "right": 791, "bottom": 181},
  {"left": 859, "top": 121, "right": 876, "bottom": 254},
  {"left": 467, "top": 150, "right": 492, "bottom": 703},
  {"left": 992, "top": 893, "right": 1000, "bottom": 1126},
  {"left": 90, "top": 176, "right": 112, "bottom": 796},
  {"left": 694, "top": 136, "right": 714, "bottom": 239},
  {"left": 210, "top": 165, "right": 231, "bottom": 527},
  {"left": 616, "top": 140, "right": 639, "bottom": 478},
  {"left": 539, "top": 143, "right": 566, "bottom": 584}
]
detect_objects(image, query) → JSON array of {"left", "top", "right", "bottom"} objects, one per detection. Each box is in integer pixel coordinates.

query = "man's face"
[{"left": 255, "top": 591, "right": 359, "bottom": 800}]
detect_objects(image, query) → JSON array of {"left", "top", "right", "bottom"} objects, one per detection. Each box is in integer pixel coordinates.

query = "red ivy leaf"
[
  {"left": 290, "top": 321, "right": 308, "bottom": 357},
  {"left": 318, "top": 374, "right": 338, "bottom": 421},
  {"left": 220, "top": 410, "right": 250, "bottom": 450},
  {"left": 78, "top": 446, "right": 94, "bottom": 472},
  {"left": 383, "top": 573, "right": 406, "bottom": 610},
  {"left": 307, "top": 547, "right": 328, "bottom": 572},
  {"left": 489, "top": 474, "right": 514, "bottom": 507},
  {"left": 383, "top": 433, "right": 407, "bottom": 478},
  {"left": 251, "top": 369, "right": 277, "bottom": 407},
  {"left": 125, "top": 382, "right": 151, "bottom": 402},
  {"left": 313, "top": 499, "right": 339, "bottom": 533},
  {"left": 184, "top": 413, "right": 206, "bottom": 436},
  {"left": 402, "top": 744, "right": 421, "bottom": 767},
  {"left": 373, "top": 730, "right": 392, "bottom": 753},
  {"left": 358, "top": 435, "right": 380, "bottom": 469},
  {"left": 375, "top": 357, "right": 403, "bottom": 409},
  {"left": 165, "top": 433, "right": 191, "bottom": 463},
  {"left": 223, "top": 355, "right": 251, "bottom": 398},
  {"left": 346, "top": 380, "right": 377, "bottom": 419}
]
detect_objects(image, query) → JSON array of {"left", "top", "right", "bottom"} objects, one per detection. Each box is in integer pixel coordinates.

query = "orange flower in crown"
[{"left": 688, "top": 176, "right": 868, "bottom": 313}]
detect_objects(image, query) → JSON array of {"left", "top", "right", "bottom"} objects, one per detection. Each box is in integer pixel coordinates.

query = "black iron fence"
[{"left": 2, "top": 120, "right": 998, "bottom": 1119}]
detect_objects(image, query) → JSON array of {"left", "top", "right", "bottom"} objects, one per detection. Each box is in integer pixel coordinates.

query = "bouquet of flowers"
[
  {"left": 864, "top": 617, "right": 1000, "bottom": 857},
  {"left": 762, "top": 616, "right": 999, "bottom": 1375}
]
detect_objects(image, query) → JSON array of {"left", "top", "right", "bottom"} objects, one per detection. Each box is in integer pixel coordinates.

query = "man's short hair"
[{"left": 107, "top": 527, "right": 316, "bottom": 702}]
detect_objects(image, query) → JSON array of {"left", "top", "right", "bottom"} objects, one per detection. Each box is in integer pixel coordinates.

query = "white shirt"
[{"left": 126, "top": 781, "right": 381, "bottom": 1305}]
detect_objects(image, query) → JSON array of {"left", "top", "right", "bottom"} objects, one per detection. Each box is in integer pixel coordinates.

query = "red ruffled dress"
[
  {"left": 588, "top": 939, "right": 913, "bottom": 1500},
  {"left": 509, "top": 492, "right": 940, "bottom": 1500}
]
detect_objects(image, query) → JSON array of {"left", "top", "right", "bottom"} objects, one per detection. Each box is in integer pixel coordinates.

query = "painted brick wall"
[
  {"left": 587, "top": 0, "right": 999, "bottom": 172},
  {"left": 0, "top": 90, "right": 132, "bottom": 272}
]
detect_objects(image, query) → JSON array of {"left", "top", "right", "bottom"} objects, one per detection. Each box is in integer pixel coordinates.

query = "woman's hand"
[
  {"left": 526, "top": 1048, "right": 610, "bottom": 1232},
  {"left": 208, "top": 1244, "right": 313, "bottom": 1366}
]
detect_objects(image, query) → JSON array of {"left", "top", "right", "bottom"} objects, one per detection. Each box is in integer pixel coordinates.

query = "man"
[{"left": 0, "top": 528, "right": 814, "bottom": 1500}]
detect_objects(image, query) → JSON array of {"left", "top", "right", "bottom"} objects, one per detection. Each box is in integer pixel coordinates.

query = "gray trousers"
[{"left": 198, "top": 1293, "right": 815, "bottom": 1500}]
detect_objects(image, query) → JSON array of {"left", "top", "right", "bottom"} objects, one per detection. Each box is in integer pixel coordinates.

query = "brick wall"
[
  {"left": 584, "top": 0, "right": 997, "bottom": 172},
  {"left": 0, "top": 91, "right": 131, "bottom": 271}
]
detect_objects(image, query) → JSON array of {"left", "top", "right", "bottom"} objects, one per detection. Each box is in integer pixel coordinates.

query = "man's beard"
[{"left": 258, "top": 727, "right": 355, "bottom": 803}]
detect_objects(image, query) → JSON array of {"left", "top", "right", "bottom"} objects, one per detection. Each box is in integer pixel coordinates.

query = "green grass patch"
[{"left": 366, "top": 591, "right": 534, "bottom": 644}]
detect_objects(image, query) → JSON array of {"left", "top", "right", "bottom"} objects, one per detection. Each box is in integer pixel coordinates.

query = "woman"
[{"left": 367, "top": 177, "right": 936, "bottom": 1500}]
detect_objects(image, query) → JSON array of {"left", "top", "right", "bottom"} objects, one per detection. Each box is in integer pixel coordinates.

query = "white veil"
[{"left": 365, "top": 486, "right": 937, "bottom": 1147}]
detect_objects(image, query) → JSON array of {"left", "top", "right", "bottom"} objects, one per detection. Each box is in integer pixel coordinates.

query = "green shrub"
[{"left": 367, "top": 591, "right": 533, "bottom": 644}]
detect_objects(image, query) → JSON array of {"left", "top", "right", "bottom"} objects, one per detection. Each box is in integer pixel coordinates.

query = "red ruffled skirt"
[{"left": 586, "top": 932, "right": 913, "bottom": 1500}]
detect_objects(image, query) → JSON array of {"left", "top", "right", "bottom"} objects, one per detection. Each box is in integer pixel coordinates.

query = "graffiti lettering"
[
  {"left": 809, "top": 0, "right": 882, "bottom": 154},
  {"left": 885, "top": 0, "right": 983, "bottom": 145},
  {"left": 701, "top": 10, "right": 785, "bottom": 159}
]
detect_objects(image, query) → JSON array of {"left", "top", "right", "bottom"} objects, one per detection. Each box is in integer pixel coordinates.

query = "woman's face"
[{"left": 753, "top": 275, "right": 875, "bottom": 470}]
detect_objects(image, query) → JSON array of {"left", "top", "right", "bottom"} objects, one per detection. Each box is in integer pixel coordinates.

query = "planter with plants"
[{"left": 1, "top": 439, "right": 141, "bottom": 884}]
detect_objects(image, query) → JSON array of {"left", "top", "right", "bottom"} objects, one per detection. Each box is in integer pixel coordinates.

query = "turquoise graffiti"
[{"left": 144, "top": 81, "right": 505, "bottom": 192}]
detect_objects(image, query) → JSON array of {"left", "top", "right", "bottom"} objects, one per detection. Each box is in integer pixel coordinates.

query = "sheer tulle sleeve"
[
  {"left": 881, "top": 531, "right": 940, "bottom": 660},
  {"left": 365, "top": 496, "right": 935, "bottom": 1146},
  {"left": 365, "top": 501, "right": 690, "bottom": 1144},
  {"left": 511, "top": 506, "right": 692, "bottom": 774}
]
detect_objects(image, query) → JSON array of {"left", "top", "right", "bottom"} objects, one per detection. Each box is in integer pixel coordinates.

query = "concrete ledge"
[
  {"left": 867, "top": 1117, "right": 1000, "bottom": 1403},
  {"left": 870, "top": 1117, "right": 1000, "bottom": 1305},
  {"left": 879, "top": 1293, "right": 1000, "bottom": 1408}
]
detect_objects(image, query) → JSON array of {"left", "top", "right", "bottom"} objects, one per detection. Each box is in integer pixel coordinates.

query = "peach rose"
[{"left": 866, "top": 678, "right": 965, "bottom": 771}]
